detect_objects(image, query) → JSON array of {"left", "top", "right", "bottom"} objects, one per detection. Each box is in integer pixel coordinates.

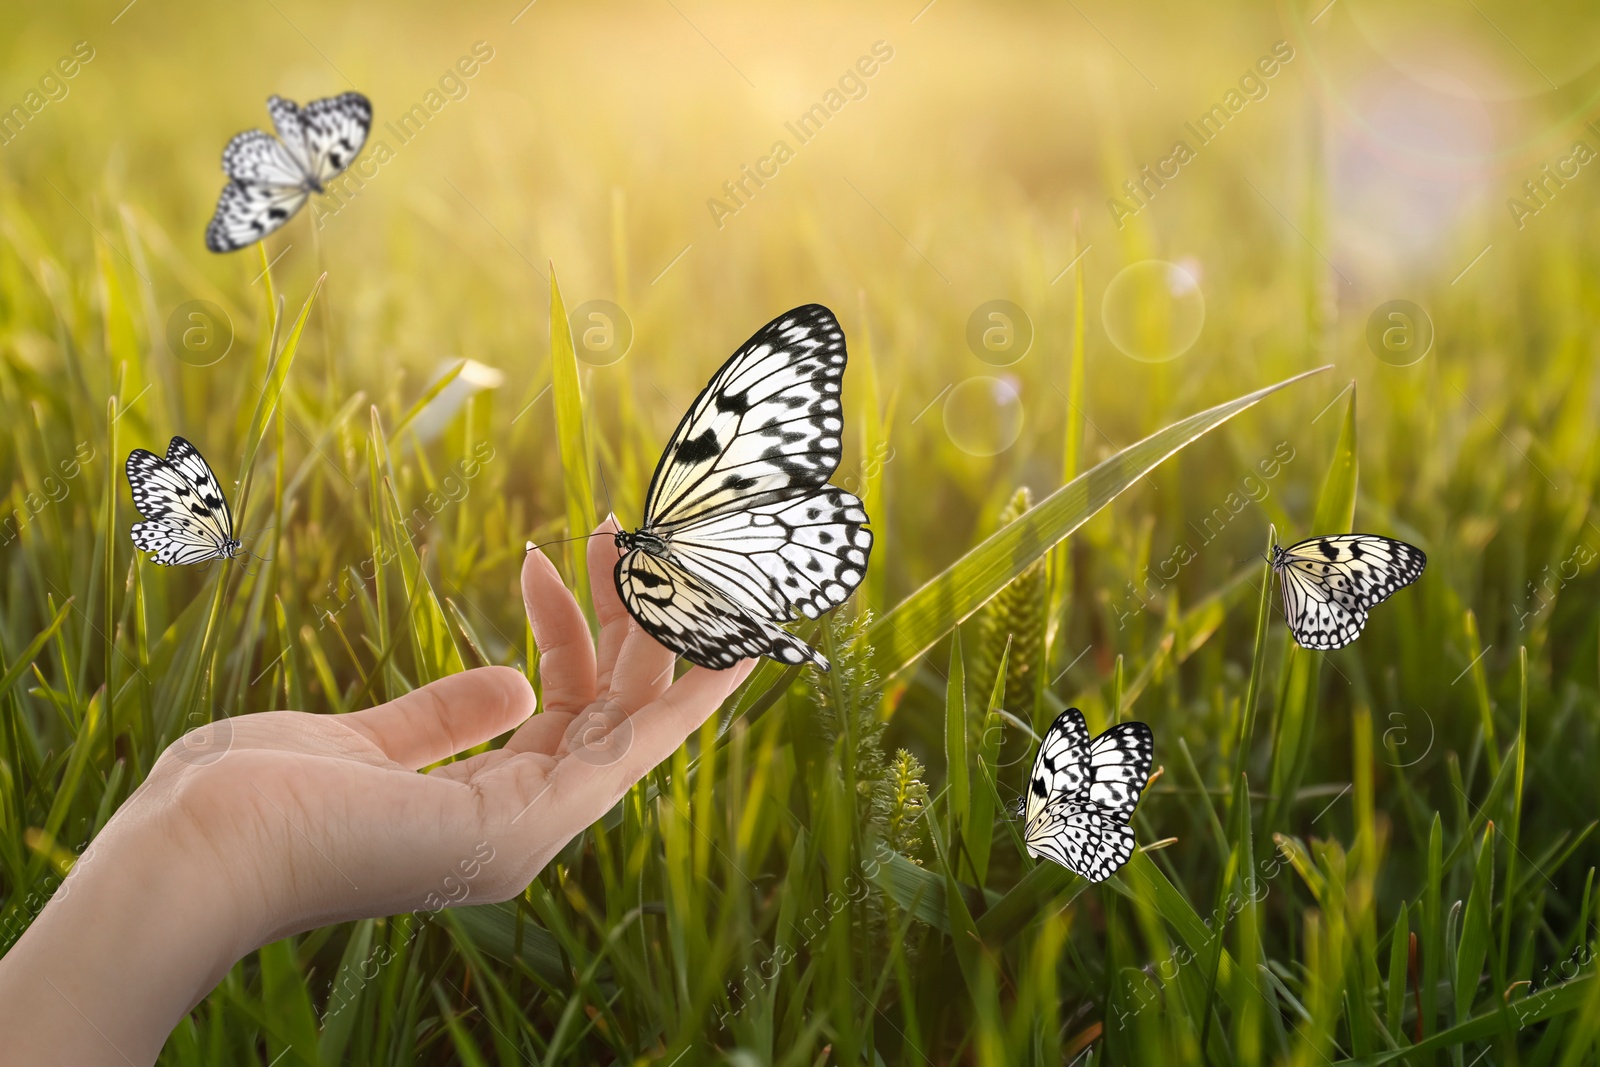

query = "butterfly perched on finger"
[
  {"left": 125, "top": 437, "right": 241, "bottom": 566},
  {"left": 1269, "top": 534, "right": 1426, "bottom": 649},
  {"left": 1019, "top": 708, "right": 1154, "bottom": 882},
  {"left": 205, "top": 92, "right": 372, "bottom": 253},
  {"left": 609, "top": 304, "right": 873, "bottom": 671}
]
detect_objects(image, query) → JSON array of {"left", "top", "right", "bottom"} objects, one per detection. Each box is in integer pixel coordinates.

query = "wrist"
[{"left": 0, "top": 792, "right": 251, "bottom": 1065}]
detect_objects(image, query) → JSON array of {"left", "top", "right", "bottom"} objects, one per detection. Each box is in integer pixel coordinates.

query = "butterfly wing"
[
  {"left": 1276, "top": 534, "right": 1425, "bottom": 650},
  {"left": 1084, "top": 720, "right": 1155, "bottom": 821},
  {"left": 125, "top": 440, "right": 234, "bottom": 566},
  {"left": 163, "top": 437, "right": 235, "bottom": 542},
  {"left": 1022, "top": 708, "right": 1091, "bottom": 827},
  {"left": 299, "top": 92, "right": 372, "bottom": 184},
  {"left": 205, "top": 180, "right": 309, "bottom": 252},
  {"left": 615, "top": 548, "right": 825, "bottom": 670},
  {"left": 1277, "top": 564, "right": 1368, "bottom": 649},
  {"left": 662, "top": 486, "right": 872, "bottom": 624},
  {"left": 643, "top": 304, "right": 847, "bottom": 529},
  {"left": 220, "top": 129, "right": 306, "bottom": 186},
  {"left": 130, "top": 519, "right": 231, "bottom": 567},
  {"left": 266, "top": 95, "right": 314, "bottom": 175},
  {"left": 1026, "top": 803, "right": 1138, "bottom": 883}
]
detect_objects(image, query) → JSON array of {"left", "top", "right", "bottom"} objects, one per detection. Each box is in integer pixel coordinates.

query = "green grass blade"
[
  {"left": 865, "top": 366, "right": 1331, "bottom": 682},
  {"left": 547, "top": 268, "right": 597, "bottom": 609}
]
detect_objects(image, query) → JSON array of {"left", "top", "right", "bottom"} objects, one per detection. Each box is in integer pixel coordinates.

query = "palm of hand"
[{"left": 129, "top": 519, "right": 752, "bottom": 951}]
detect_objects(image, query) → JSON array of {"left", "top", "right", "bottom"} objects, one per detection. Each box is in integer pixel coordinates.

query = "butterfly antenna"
[{"left": 524, "top": 532, "right": 608, "bottom": 553}]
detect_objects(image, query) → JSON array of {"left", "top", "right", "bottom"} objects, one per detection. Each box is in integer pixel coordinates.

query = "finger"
[
  {"left": 588, "top": 515, "right": 677, "bottom": 702},
  {"left": 342, "top": 666, "right": 536, "bottom": 771},
  {"left": 501, "top": 708, "right": 578, "bottom": 756},
  {"left": 553, "top": 659, "right": 756, "bottom": 810},
  {"left": 523, "top": 544, "right": 597, "bottom": 715},
  {"left": 602, "top": 618, "right": 677, "bottom": 708}
]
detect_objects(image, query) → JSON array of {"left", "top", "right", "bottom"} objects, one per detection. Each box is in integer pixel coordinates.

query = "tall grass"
[{"left": 5, "top": 0, "right": 1600, "bottom": 1062}]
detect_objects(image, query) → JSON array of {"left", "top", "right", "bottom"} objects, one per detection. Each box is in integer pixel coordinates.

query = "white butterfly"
[
  {"left": 126, "top": 437, "right": 241, "bottom": 566},
  {"left": 613, "top": 304, "right": 873, "bottom": 670},
  {"left": 1270, "top": 534, "right": 1426, "bottom": 650},
  {"left": 1020, "top": 708, "right": 1153, "bottom": 882},
  {"left": 205, "top": 92, "right": 372, "bottom": 253}
]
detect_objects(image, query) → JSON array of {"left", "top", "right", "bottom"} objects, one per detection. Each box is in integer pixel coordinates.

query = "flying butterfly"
[
  {"left": 1019, "top": 708, "right": 1155, "bottom": 883},
  {"left": 611, "top": 304, "right": 872, "bottom": 671},
  {"left": 126, "top": 437, "right": 242, "bottom": 566},
  {"left": 205, "top": 92, "right": 372, "bottom": 253},
  {"left": 1270, "top": 534, "right": 1426, "bottom": 649}
]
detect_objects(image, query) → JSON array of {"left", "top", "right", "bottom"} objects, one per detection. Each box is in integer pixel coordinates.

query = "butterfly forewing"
[
  {"left": 1023, "top": 709, "right": 1154, "bottom": 883},
  {"left": 1022, "top": 708, "right": 1091, "bottom": 827},
  {"left": 164, "top": 437, "right": 235, "bottom": 541},
  {"left": 266, "top": 95, "right": 313, "bottom": 174},
  {"left": 300, "top": 92, "right": 372, "bottom": 183},
  {"left": 644, "top": 304, "right": 847, "bottom": 528},
  {"left": 1273, "top": 534, "right": 1425, "bottom": 649},
  {"left": 221, "top": 130, "right": 305, "bottom": 186}
]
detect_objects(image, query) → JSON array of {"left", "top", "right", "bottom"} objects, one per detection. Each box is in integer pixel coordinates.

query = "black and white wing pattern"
[
  {"left": 126, "top": 437, "right": 240, "bottom": 566},
  {"left": 205, "top": 92, "right": 371, "bottom": 253},
  {"left": 1022, "top": 708, "right": 1154, "bottom": 883},
  {"left": 289, "top": 93, "right": 373, "bottom": 184},
  {"left": 205, "top": 181, "right": 310, "bottom": 254},
  {"left": 1270, "top": 534, "right": 1426, "bottom": 650},
  {"left": 613, "top": 304, "right": 872, "bottom": 671}
]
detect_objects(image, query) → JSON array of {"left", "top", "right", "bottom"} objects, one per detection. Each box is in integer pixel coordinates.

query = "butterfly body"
[
  {"left": 612, "top": 304, "right": 872, "bottom": 671},
  {"left": 206, "top": 92, "right": 373, "bottom": 253},
  {"left": 126, "top": 437, "right": 241, "bottom": 567},
  {"left": 1020, "top": 708, "right": 1154, "bottom": 882},
  {"left": 1269, "top": 533, "right": 1425, "bottom": 649}
]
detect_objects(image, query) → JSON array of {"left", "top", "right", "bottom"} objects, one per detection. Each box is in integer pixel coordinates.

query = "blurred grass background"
[{"left": 6, "top": 0, "right": 1600, "bottom": 1062}]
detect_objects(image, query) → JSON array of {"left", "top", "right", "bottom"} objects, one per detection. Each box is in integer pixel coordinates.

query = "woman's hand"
[{"left": 0, "top": 518, "right": 753, "bottom": 1066}]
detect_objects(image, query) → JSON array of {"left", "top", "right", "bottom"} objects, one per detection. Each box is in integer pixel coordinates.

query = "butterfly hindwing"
[
  {"left": 1027, "top": 803, "right": 1138, "bottom": 883},
  {"left": 1273, "top": 534, "right": 1425, "bottom": 650},
  {"left": 1023, "top": 709, "right": 1153, "bottom": 883},
  {"left": 614, "top": 549, "right": 824, "bottom": 670},
  {"left": 205, "top": 181, "right": 309, "bottom": 253},
  {"left": 644, "top": 304, "right": 847, "bottom": 528},
  {"left": 664, "top": 487, "right": 872, "bottom": 623}
]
